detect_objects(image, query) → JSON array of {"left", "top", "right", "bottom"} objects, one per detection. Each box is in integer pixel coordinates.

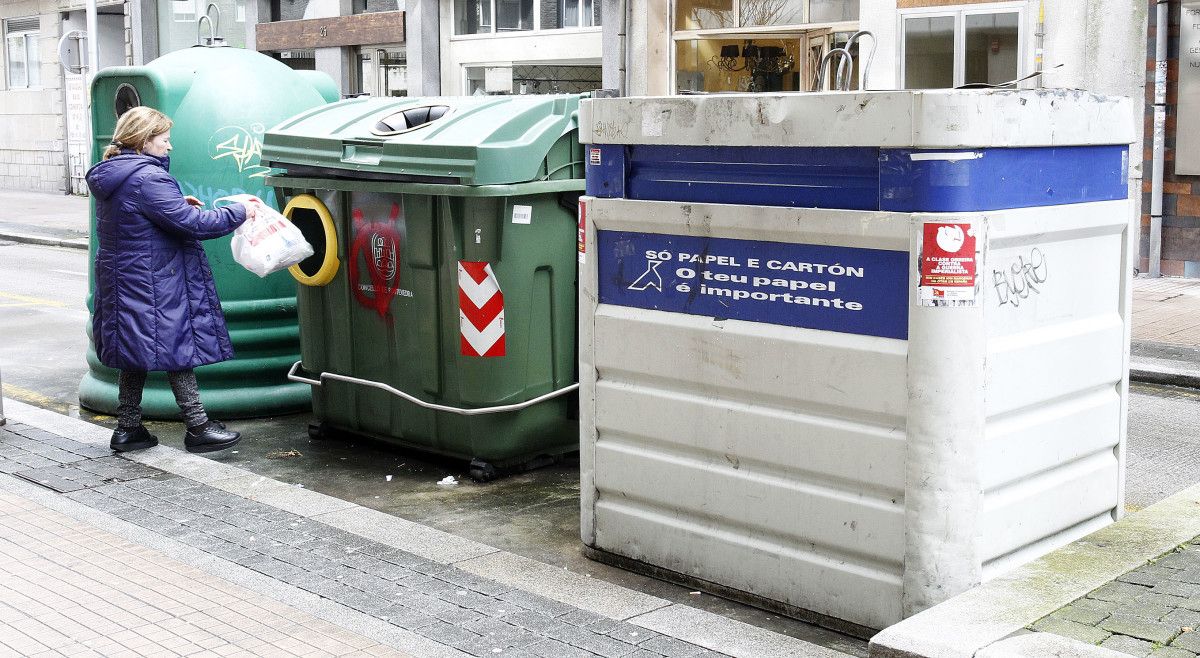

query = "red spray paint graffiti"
[{"left": 348, "top": 202, "right": 403, "bottom": 319}]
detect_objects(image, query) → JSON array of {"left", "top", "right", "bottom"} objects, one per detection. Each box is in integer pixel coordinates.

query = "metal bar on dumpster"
[{"left": 287, "top": 361, "right": 579, "bottom": 416}]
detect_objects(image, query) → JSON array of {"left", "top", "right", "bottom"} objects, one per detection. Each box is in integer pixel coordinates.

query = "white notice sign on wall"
[{"left": 1178, "top": 2, "right": 1200, "bottom": 174}]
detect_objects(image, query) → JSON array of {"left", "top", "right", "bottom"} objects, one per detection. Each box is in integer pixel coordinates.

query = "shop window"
[
  {"left": 741, "top": 0, "right": 803, "bottom": 27},
  {"left": 675, "top": 37, "right": 802, "bottom": 93},
  {"left": 676, "top": 0, "right": 855, "bottom": 30},
  {"left": 809, "top": 0, "right": 856, "bottom": 23},
  {"left": 901, "top": 7, "right": 1020, "bottom": 89},
  {"left": 5, "top": 17, "right": 40, "bottom": 89}
]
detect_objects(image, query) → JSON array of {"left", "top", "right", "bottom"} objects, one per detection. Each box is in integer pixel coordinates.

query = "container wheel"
[
  {"left": 468, "top": 458, "right": 497, "bottom": 482},
  {"left": 307, "top": 421, "right": 333, "bottom": 441}
]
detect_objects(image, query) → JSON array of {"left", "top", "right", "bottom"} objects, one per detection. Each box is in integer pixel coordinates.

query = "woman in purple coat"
[{"left": 86, "top": 106, "right": 257, "bottom": 454}]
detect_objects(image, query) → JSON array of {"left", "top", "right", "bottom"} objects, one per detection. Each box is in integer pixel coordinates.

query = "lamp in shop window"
[
  {"left": 714, "top": 44, "right": 749, "bottom": 72},
  {"left": 710, "top": 41, "right": 794, "bottom": 75}
]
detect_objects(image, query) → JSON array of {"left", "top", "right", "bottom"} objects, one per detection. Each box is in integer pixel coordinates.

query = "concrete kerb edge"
[
  {"left": 1, "top": 399, "right": 832, "bottom": 658},
  {"left": 0, "top": 470, "right": 472, "bottom": 658},
  {"left": 1129, "top": 365, "right": 1200, "bottom": 389},
  {"left": 974, "top": 633, "right": 1129, "bottom": 658},
  {"left": 0, "top": 230, "right": 89, "bottom": 250},
  {"left": 869, "top": 481, "right": 1200, "bottom": 658},
  {"left": 1129, "top": 341, "right": 1200, "bottom": 389}
]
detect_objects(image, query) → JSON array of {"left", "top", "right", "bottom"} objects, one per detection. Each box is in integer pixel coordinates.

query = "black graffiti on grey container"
[{"left": 993, "top": 248, "right": 1049, "bottom": 308}]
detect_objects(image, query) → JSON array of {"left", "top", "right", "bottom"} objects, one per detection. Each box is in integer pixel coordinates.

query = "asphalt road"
[{"left": 4, "top": 239, "right": 1200, "bottom": 655}]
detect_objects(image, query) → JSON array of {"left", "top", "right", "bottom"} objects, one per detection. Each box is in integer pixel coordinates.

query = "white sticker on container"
[
  {"left": 589, "top": 148, "right": 602, "bottom": 165},
  {"left": 511, "top": 205, "right": 532, "bottom": 225},
  {"left": 642, "top": 106, "right": 670, "bottom": 137}
]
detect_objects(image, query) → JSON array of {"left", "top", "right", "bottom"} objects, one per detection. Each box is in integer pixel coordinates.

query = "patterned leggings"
[{"left": 117, "top": 370, "right": 209, "bottom": 429}]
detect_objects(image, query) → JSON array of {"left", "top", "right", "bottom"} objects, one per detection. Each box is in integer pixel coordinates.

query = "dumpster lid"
[
  {"left": 580, "top": 89, "right": 1136, "bottom": 148},
  {"left": 262, "top": 94, "right": 583, "bottom": 186}
]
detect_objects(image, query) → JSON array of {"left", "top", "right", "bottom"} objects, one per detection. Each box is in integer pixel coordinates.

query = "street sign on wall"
[{"left": 1178, "top": 1, "right": 1200, "bottom": 174}]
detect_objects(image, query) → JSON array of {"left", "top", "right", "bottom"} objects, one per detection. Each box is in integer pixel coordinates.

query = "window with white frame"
[
  {"left": 454, "top": 0, "right": 534, "bottom": 34},
  {"left": 5, "top": 17, "right": 40, "bottom": 89},
  {"left": 900, "top": 5, "right": 1021, "bottom": 89},
  {"left": 558, "top": 0, "right": 596, "bottom": 27}
]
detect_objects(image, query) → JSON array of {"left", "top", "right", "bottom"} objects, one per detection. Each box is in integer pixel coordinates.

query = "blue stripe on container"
[
  {"left": 583, "top": 144, "right": 1128, "bottom": 212},
  {"left": 625, "top": 145, "right": 881, "bottom": 210},
  {"left": 878, "top": 146, "right": 1128, "bottom": 212},
  {"left": 584, "top": 144, "right": 626, "bottom": 198}
]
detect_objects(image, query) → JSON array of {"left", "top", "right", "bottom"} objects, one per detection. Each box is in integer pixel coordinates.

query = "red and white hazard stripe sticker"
[{"left": 458, "top": 261, "right": 505, "bottom": 357}]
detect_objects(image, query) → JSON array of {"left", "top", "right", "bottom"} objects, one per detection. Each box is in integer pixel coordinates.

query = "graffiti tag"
[
  {"left": 993, "top": 248, "right": 1049, "bottom": 308},
  {"left": 208, "top": 125, "right": 271, "bottom": 179},
  {"left": 349, "top": 202, "right": 405, "bottom": 320}
]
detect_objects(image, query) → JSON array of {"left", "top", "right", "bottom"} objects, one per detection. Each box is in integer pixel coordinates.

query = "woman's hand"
[
  {"left": 183, "top": 195, "right": 204, "bottom": 207},
  {"left": 242, "top": 202, "right": 258, "bottom": 221}
]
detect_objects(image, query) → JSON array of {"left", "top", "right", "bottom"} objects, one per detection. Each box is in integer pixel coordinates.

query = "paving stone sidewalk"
[
  {"left": 0, "top": 420, "right": 732, "bottom": 658},
  {"left": 1032, "top": 538, "right": 1200, "bottom": 657},
  {"left": 0, "top": 489, "right": 406, "bottom": 657}
]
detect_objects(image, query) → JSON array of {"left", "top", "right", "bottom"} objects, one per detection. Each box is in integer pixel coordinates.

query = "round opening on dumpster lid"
[
  {"left": 114, "top": 84, "right": 141, "bottom": 117},
  {"left": 283, "top": 194, "right": 340, "bottom": 287},
  {"left": 371, "top": 105, "right": 451, "bottom": 136}
]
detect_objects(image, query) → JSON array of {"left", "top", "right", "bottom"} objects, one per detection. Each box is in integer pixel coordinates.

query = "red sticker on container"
[{"left": 919, "top": 222, "right": 976, "bottom": 306}]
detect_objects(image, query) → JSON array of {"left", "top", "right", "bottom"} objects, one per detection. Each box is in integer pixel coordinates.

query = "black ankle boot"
[
  {"left": 184, "top": 420, "right": 240, "bottom": 453},
  {"left": 110, "top": 425, "right": 158, "bottom": 452}
]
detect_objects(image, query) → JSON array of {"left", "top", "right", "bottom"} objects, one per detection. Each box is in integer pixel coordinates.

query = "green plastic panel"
[
  {"left": 80, "top": 46, "right": 335, "bottom": 420},
  {"left": 261, "top": 95, "right": 586, "bottom": 186},
  {"left": 274, "top": 159, "right": 582, "bottom": 465}
]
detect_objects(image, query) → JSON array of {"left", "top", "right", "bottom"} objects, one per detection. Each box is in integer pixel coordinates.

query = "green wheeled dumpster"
[
  {"left": 80, "top": 44, "right": 337, "bottom": 419},
  {"left": 262, "top": 95, "right": 584, "bottom": 479}
]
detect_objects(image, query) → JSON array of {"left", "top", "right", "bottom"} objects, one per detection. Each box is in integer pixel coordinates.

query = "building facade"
[
  {"left": 1144, "top": 0, "right": 1200, "bottom": 277},
  {"left": 1, "top": 0, "right": 128, "bottom": 194}
]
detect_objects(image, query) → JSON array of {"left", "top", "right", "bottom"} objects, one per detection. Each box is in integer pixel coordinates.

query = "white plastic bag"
[{"left": 217, "top": 195, "right": 314, "bottom": 278}]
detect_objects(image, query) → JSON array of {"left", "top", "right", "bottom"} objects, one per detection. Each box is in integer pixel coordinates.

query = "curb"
[
  {"left": 1129, "top": 364, "right": 1200, "bottom": 389},
  {"left": 868, "top": 480, "right": 1200, "bottom": 658},
  {"left": 0, "top": 230, "right": 89, "bottom": 250},
  {"left": 1130, "top": 341, "right": 1200, "bottom": 389}
]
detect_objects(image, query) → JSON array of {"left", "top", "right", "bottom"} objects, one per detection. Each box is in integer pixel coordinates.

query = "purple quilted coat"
[{"left": 85, "top": 151, "right": 247, "bottom": 372}]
